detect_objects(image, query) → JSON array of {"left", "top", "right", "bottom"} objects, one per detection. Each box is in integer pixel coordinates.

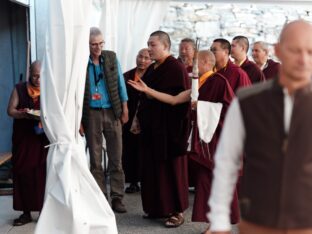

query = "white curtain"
[
  {"left": 35, "top": 0, "right": 117, "bottom": 233},
  {"left": 98, "top": 0, "right": 169, "bottom": 71}
]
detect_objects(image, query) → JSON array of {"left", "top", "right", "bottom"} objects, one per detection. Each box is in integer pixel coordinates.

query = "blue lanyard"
[{"left": 92, "top": 62, "right": 103, "bottom": 86}]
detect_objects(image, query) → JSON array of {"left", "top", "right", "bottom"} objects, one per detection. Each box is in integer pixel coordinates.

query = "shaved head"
[
  {"left": 138, "top": 48, "right": 149, "bottom": 54},
  {"left": 278, "top": 20, "right": 312, "bottom": 44},
  {"left": 233, "top": 35, "right": 249, "bottom": 52},
  {"left": 198, "top": 50, "right": 216, "bottom": 67},
  {"left": 30, "top": 60, "right": 41, "bottom": 72},
  {"left": 136, "top": 48, "right": 151, "bottom": 71},
  {"left": 275, "top": 20, "right": 312, "bottom": 85},
  {"left": 150, "top": 30, "right": 171, "bottom": 50},
  {"left": 29, "top": 60, "right": 41, "bottom": 87},
  {"left": 198, "top": 50, "right": 216, "bottom": 75}
]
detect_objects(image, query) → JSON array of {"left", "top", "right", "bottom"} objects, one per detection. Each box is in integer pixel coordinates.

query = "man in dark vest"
[
  {"left": 208, "top": 20, "right": 312, "bottom": 234},
  {"left": 80, "top": 27, "right": 128, "bottom": 213}
]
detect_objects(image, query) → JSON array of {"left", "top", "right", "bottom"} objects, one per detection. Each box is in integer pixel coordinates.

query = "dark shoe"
[
  {"left": 112, "top": 198, "right": 127, "bottom": 213},
  {"left": 125, "top": 183, "right": 140, "bottom": 193},
  {"left": 13, "top": 213, "right": 32, "bottom": 226}
]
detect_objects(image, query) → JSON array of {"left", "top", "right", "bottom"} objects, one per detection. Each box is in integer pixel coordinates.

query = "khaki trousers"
[
  {"left": 239, "top": 220, "right": 312, "bottom": 234},
  {"left": 85, "top": 108, "right": 125, "bottom": 200}
]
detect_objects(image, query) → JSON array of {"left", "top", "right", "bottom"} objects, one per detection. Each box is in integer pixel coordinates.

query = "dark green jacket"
[{"left": 82, "top": 50, "right": 122, "bottom": 125}]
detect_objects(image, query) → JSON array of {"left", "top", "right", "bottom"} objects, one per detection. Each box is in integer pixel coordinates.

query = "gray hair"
[
  {"left": 90, "top": 27, "right": 102, "bottom": 38},
  {"left": 253, "top": 41, "right": 269, "bottom": 53},
  {"left": 180, "top": 38, "right": 196, "bottom": 50}
]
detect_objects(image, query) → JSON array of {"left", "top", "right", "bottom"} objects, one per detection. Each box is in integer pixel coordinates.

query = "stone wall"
[{"left": 160, "top": 2, "right": 312, "bottom": 57}]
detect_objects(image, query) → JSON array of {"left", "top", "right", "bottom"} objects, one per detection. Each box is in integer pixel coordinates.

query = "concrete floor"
[{"left": 0, "top": 190, "right": 238, "bottom": 234}]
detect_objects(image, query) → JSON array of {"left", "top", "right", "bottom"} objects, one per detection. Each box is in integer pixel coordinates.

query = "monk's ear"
[
  {"left": 241, "top": 44, "right": 246, "bottom": 52},
  {"left": 164, "top": 42, "right": 170, "bottom": 52}
]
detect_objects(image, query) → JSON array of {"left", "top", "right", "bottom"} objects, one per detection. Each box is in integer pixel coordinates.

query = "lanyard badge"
[{"left": 92, "top": 62, "right": 103, "bottom": 101}]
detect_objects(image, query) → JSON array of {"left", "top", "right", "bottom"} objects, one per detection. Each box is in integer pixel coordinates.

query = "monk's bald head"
[
  {"left": 30, "top": 60, "right": 41, "bottom": 72},
  {"left": 29, "top": 60, "right": 41, "bottom": 87},
  {"left": 138, "top": 48, "right": 149, "bottom": 55},
  {"left": 136, "top": 48, "right": 151, "bottom": 70},
  {"left": 198, "top": 50, "right": 216, "bottom": 75},
  {"left": 198, "top": 50, "right": 216, "bottom": 67}
]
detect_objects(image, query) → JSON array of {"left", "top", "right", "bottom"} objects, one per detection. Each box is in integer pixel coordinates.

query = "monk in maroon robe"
[
  {"left": 178, "top": 38, "right": 195, "bottom": 74},
  {"left": 231, "top": 36, "right": 265, "bottom": 84},
  {"left": 211, "top": 38, "right": 251, "bottom": 92},
  {"left": 183, "top": 50, "right": 239, "bottom": 229},
  {"left": 122, "top": 48, "right": 151, "bottom": 193},
  {"left": 240, "top": 58, "right": 265, "bottom": 83},
  {"left": 262, "top": 59, "right": 280, "bottom": 80},
  {"left": 7, "top": 61, "right": 48, "bottom": 226},
  {"left": 128, "top": 50, "right": 239, "bottom": 233},
  {"left": 137, "top": 31, "right": 190, "bottom": 228},
  {"left": 191, "top": 73, "right": 238, "bottom": 223},
  {"left": 178, "top": 37, "right": 195, "bottom": 90},
  {"left": 252, "top": 41, "right": 280, "bottom": 80}
]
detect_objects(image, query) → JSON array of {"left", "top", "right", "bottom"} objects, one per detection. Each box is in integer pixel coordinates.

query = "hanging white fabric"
[
  {"left": 98, "top": 0, "right": 170, "bottom": 71},
  {"left": 35, "top": 0, "right": 117, "bottom": 233}
]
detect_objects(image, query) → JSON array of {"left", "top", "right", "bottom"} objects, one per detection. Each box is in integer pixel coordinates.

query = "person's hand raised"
[{"left": 127, "top": 79, "right": 148, "bottom": 93}]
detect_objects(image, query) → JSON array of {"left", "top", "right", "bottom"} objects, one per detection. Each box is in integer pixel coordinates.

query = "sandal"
[{"left": 164, "top": 213, "right": 184, "bottom": 228}]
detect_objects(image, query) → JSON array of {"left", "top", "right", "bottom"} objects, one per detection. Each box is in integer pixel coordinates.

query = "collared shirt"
[
  {"left": 208, "top": 89, "right": 294, "bottom": 232},
  {"left": 88, "top": 58, "right": 128, "bottom": 108},
  {"left": 260, "top": 60, "right": 269, "bottom": 71}
]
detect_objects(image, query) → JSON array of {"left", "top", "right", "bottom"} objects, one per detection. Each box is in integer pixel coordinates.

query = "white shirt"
[{"left": 208, "top": 89, "right": 294, "bottom": 232}]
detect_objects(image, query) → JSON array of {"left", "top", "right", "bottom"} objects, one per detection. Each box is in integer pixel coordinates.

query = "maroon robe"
[
  {"left": 137, "top": 56, "right": 190, "bottom": 216},
  {"left": 263, "top": 59, "right": 280, "bottom": 80},
  {"left": 188, "top": 74, "right": 240, "bottom": 223},
  {"left": 218, "top": 60, "right": 251, "bottom": 93},
  {"left": 241, "top": 58, "right": 265, "bottom": 83},
  {"left": 177, "top": 57, "right": 193, "bottom": 87},
  {"left": 12, "top": 82, "right": 48, "bottom": 211},
  {"left": 122, "top": 68, "right": 141, "bottom": 183}
]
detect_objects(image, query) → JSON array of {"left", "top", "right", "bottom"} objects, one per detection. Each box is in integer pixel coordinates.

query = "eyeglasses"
[{"left": 90, "top": 41, "right": 105, "bottom": 48}]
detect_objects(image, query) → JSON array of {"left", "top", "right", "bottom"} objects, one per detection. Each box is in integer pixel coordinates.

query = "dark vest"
[
  {"left": 82, "top": 50, "right": 122, "bottom": 124},
  {"left": 237, "top": 78, "right": 312, "bottom": 229}
]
